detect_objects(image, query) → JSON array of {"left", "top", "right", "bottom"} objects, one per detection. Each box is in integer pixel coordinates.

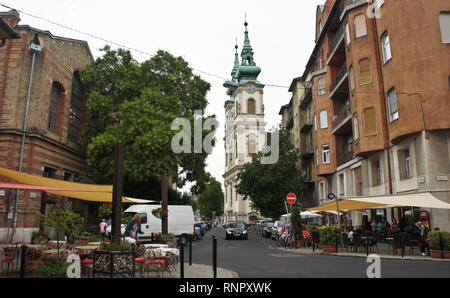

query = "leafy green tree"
[
  {"left": 197, "top": 177, "right": 224, "bottom": 218},
  {"left": 291, "top": 205, "right": 303, "bottom": 240},
  {"left": 80, "top": 46, "right": 215, "bottom": 199},
  {"left": 236, "top": 128, "right": 307, "bottom": 221}
]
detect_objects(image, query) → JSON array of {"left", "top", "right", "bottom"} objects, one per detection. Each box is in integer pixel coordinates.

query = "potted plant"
[
  {"left": 152, "top": 208, "right": 168, "bottom": 219},
  {"left": 319, "top": 226, "right": 340, "bottom": 253},
  {"left": 291, "top": 205, "right": 303, "bottom": 248},
  {"left": 428, "top": 230, "right": 450, "bottom": 259}
]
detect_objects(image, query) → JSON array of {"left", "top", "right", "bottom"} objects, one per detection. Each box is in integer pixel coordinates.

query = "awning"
[
  {"left": 300, "top": 211, "right": 322, "bottom": 218},
  {"left": 0, "top": 181, "right": 99, "bottom": 192},
  {"left": 0, "top": 166, "right": 155, "bottom": 204},
  {"left": 307, "top": 192, "right": 450, "bottom": 212}
]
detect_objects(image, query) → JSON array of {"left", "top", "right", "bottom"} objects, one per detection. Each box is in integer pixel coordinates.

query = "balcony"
[
  {"left": 332, "top": 98, "right": 352, "bottom": 135},
  {"left": 299, "top": 81, "right": 313, "bottom": 109},
  {"left": 300, "top": 141, "right": 314, "bottom": 159},
  {"left": 329, "top": 64, "right": 348, "bottom": 99},
  {"left": 300, "top": 117, "right": 313, "bottom": 134},
  {"left": 327, "top": 25, "right": 346, "bottom": 66}
]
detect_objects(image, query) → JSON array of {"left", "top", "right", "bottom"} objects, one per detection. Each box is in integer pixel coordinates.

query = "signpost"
[{"left": 286, "top": 193, "right": 296, "bottom": 222}]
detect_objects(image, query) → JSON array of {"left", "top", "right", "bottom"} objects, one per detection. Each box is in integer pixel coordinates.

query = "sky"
[{"left": 2, "top": 0, "right": 326, "bottom": 193}]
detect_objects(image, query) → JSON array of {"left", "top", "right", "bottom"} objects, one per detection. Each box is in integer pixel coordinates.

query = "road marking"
[{"left": 268, "top": 253, "right": 303, "bottom": 258}]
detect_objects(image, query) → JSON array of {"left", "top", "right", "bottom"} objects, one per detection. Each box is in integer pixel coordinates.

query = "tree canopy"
[
  {"left": 197, "top": 177, "right": 224, "bottom": 218},
  {"left": 236, "top": 128, "right": 307, "bottom": 220},
  {"left": 80, "top": 46, "right": 215, "bottom": 198}
]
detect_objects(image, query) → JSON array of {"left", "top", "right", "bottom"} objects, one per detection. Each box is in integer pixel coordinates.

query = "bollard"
[
  {"left": 179, "top": 239, "right": 184, "bottom": 278},
  {"left": 401, "top": 233, "right": 405, "bottom": 258},
  {"left": 213, "top": 236, "right": 217, "bottom": 278},
  {"left": 20, "top": 245, "right": 27, "bottom": 278},
  {"left": 189, "top": 235, "right": 192, "bottom": 266}
]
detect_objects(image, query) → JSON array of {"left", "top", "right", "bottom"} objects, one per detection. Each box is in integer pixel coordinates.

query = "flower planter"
[
  {"left": 295, "top": 240, "right": 302, "bottom": 249},
  {"left": 430, "top": 250, "right": 450, "bottom": 259},
  {"left": 322, "top": 244, "right": 337, "bottom": 253},
  {"left": 93, "top": 250, "right": 136, "bottom": 278}
]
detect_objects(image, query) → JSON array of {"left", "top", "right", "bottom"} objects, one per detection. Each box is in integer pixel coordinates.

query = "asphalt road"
[{"left": 188, "top": 227, "right": 450, "bottom": 278}]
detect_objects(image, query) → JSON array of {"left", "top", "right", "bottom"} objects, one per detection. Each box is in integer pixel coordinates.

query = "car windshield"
[{"left": 229, "top": 222, "right": 245, "bottom": 229}]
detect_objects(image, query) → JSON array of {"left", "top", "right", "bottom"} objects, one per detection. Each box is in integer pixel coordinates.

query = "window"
[
  {"left": 322, "top": 145, "right": 330, "bottom": 164},
  {"left": 345, "top": 23, "right": 351, "bottom": 45},
  {"left": 353, "top": 114, "right": 359, "bottom": 140},
  {"left": 371, "top": 160, "right": 381, "bottom": 186},
  {"left": 48, "top": 82, "right": 64, "bottom": 131},
  {"left": 247, "top": 98, "right": 256, "bottom": 115},
  {"left": 248, "top": 139, "right": 257, "bottom": 156},
  {"left": 314, "top": 114, "right": 317, "bottom": 131},
  {"left": 316, "top": 148, "right": 319, "bottom": 166},
  {"left": 319, "top": 20, "right": 323, "bottom": 33},
  {"left": 317, "top": 78, "right": 326, "bottom": 95},
  {"left": 359, "top": 58, "right": 372, "bottom": 85},
  {"left": 349, "top": 66, "right": 355, "bottom": 91},
  {"left": 398, "top": 148, "right": 413, "bottom": 180},
  {"left": 381, "top": 31, "right": 392, "bottom": 63},
  {"left": 354, "top": 14, "right": 367, "bottom": 38},
  {"left": 319, "top": 110, "right": 328, "bottom": 129},
  {"left": 363, "top": 107, "right": 377, "bottom": 135},
  {"left": 405, "top": 149, "right": 412, "bottom": 179},
  {"left": 439, "top": 13, "right": 450, "bottom": 44},
  {"left": 68, "top": 72, "right": 84, "bottom": 141},
  {"left": 387, "top": 88, "right": 399, "bottom": 122}
]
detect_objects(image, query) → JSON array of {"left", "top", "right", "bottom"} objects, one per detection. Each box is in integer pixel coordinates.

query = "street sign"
[{"left": 287, "top": 193, "right": 296, "bottom": 205}]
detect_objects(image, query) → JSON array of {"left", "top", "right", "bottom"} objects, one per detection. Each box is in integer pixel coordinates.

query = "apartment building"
[{"left": 288, "top": 0, "right": 450, "bottom": 229}]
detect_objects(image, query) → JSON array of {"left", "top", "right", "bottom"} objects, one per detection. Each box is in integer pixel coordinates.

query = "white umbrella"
[{"left": 300, "top": 211, "right": 322, "bottom": 218}]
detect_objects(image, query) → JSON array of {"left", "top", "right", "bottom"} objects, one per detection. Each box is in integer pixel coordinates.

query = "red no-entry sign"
[{"left": 287, "top": 193, "right": 296, "bottom": 205}]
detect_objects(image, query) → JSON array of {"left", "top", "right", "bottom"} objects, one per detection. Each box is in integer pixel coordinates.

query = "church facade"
[{"left": 222, "top": 21, "right": 267, "bottom": 223}]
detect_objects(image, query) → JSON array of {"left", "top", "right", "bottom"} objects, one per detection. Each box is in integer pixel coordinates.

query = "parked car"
[
  {"left": 271, "top": 221, "right": 286, "bottom": 240},
  {"left": 262, "top": 222, "right": 274, "bottom": 238},
  {"left": 225, "top": 222, "right": 248, "bottom": 240},
  {"left": 223, "top": 221, "right": 235, "bottom": 229},
  {"left": 256, "top": 220, "right": 266, "bottom": 226}
]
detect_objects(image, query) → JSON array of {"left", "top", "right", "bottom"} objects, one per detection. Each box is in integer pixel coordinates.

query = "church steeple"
[
  {"left": 236, "top": 18, "right": 261, "bottom": 84},
  {"left": 226, "top": 42, "right": 240, "bottom": 101}
]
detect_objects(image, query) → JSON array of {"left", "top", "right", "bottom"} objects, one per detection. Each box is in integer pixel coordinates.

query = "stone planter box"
[
  {"left": 322, "top": 244, "right": 337, "bottom": 253},
  {"left": 430, "top": 249, "right": 450, "bottom": 259},
  {"left": 93, "top": 251, "right": 136, "bottom": 278}
]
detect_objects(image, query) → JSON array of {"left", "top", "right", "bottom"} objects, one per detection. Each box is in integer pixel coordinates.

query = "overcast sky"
[{"left": 3, "top": 0, "right": 326, "bottom": 193}]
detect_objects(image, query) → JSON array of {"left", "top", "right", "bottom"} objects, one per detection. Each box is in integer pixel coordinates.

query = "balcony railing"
[
  {"left": 327, "top": 24, "right": 344, "bottom": 60},
  {"left": 330, "top": 64, "right": 348, "bottom": 96},
  {"left": 299, "top": 81, "right": 313, "bottom": 109},
  {"left": 338, "top": 149, "right": 355, "bottom": 167},
  {"left": 300, "top": 117, "right": 313, "bottom": 133},
  {"left": 332, "top": 98, "right": 351, "bottom": 130}
]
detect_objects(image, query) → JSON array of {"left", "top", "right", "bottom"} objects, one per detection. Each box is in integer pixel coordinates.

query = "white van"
[{"left": 106, "top": 205, "right": 195, "bottom": 243}]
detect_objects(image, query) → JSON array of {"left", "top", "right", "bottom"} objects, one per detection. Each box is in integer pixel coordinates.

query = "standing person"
[
  {"left": 99, "top": 219, "right": 108, "bottom": 240},
  {"left": 124, "top": 214, "right": 144, "bottom": 245},
  {"left": 390, "top": 218, "right": 398, "bottom": 229},
  {"left": 414, "top": 221, "right": 430, "bottom": 256}
]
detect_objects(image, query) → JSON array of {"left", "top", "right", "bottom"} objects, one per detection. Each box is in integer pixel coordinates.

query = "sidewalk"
[
  {"left": 145, "top": 262, "right": 239, "bottom": 278},
  {"left": 277, "top": 246, "right": 450, "bottom": 262}
]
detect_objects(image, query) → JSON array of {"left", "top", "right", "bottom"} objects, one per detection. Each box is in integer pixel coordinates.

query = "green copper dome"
[{"left": 237, "top": 21, "right": 261, "bottom": 84}]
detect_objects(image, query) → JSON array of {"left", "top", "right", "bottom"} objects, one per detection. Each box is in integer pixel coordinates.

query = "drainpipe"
[{"left": 7, "top": 34, "right": 42, "bottom": 244}]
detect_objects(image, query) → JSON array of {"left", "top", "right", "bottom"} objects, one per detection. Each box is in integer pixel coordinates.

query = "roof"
[
  {"left": 288, "top": 77, "right": 302, "bottom": 92},
  {"left": 0, "top": 17, "right": 20, "bottom": 39}
]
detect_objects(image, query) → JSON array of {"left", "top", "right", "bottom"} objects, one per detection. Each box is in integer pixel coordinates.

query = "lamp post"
[
  {"left": 7, "top": 34, "right": 42, "bottom": 244},
  {"left": 328, "top": 193, "right": 344, "bottom": 249}
]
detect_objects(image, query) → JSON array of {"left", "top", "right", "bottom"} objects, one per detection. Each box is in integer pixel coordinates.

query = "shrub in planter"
[
  {"left": 319, "top": 226, "right": 340, "bottom": 253},
  {"left": 40, "top": 256, "right": 70, "bottom": 278},
  {"left": 428, "top": 230, "right": 450, "bottom": 258}
]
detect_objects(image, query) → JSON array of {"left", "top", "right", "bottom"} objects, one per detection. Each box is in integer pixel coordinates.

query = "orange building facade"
[{"left": 287, "top": 0, "right": 450, "bottom": 229}]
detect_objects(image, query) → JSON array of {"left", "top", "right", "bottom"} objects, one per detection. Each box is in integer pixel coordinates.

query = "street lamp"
[
  {"left": 328, "top": 193, "right": 344, "bottom": 249},
  {"left": 7, "top": 33, "right": 42, "bottom": 243}
]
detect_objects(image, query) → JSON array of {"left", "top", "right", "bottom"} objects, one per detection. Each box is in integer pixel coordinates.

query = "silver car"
[{"left": 271, "top": 221, "right": 286, "bottom": 240}]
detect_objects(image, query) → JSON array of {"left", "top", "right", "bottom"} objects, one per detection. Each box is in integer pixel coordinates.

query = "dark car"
[
  {"left": 225, "top": 222, "right": 248, "bottom": 240},
  {"left": 262, "top": 222, "right": 274, "bottom": 238}
]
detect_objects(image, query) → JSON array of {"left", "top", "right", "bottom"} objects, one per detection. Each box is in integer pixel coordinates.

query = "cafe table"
[{"left": 143, "top": 244, "right": 169, "bottom": 249}]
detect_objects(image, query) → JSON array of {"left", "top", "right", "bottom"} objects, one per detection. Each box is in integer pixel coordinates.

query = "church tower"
[{"left": 223, "top": 20, "right": 266, "bottom": 223}]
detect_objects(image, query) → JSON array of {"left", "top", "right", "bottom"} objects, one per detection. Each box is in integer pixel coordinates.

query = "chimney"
[{"left": 0, "top": 10, "right": 21, "bottom": 27}]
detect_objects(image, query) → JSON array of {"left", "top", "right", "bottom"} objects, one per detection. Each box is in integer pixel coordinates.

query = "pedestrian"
[
  {"left": 414, "top": 221, "right": 430, "bottom": 256},
  {"left": 99, "top": 219, "right": 108, "bottom": 240},
  {"left": 124, "top": 214, "right": 144, "bottom": 245},
  {"left": 390, "top": 217, "right": 398, "bottom": 229}
]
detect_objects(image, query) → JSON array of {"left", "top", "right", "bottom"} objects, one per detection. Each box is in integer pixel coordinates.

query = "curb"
[{"left": 276, "top": 247, "right": 450, "bottom": 262}]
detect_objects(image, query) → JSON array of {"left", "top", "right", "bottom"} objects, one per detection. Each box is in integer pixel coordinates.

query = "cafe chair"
[
  {"left": 134, "top": 246, "right": 147, "bottom": 278},
  {"left": 144, "top": 249, "right": 167, "bottom": 278},
  {"left": 1, "top": 246, "right": 14, "bottom": 276}
]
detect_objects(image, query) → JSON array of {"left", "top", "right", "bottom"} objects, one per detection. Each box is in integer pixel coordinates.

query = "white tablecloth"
[
  {"left": 146, "top": 247, "right": 179, "bottom": 257},
  {"left": 143, "top": 244, "right": 169, "bottom": 248}
]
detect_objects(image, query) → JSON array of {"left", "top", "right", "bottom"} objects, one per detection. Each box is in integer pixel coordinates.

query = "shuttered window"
[
  {"left": 317, "top": 78, "right": 326, "bottom": 95},
  {"left": 359, "top": 58, "right": 372, "bottom": 85},
  {"left": 319, "top": 110, "right": 328, "bottom": 129},
  {"left": 363, "top": 107, "right": 377, "bottom": 135},
  {"left": 354, "top": 14, "right": 367, "bottom": 38}
]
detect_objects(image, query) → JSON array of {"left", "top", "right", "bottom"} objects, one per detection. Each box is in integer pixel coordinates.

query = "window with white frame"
[
  {"left": 388, "top": 88, "right": 399, "bottom": 122},
  {"left": 319, "top": 110, "right": 328, "bottom": 129},
  {"left": 316, "top": 148, "right": 319, "bottom": 166},
  {"left": 322, "top": 145, "right": 330, "bottom": 164},
  {"left": 439, "top": 13, "right": 450, "bottom": 43},
  {"left": 349, "top": 65, "right": 355, "bottom": 91},
  {"left": 353, "top": 113, "right": 359, "bottom": 140},
  {"left": 381, "top": 31, "right": 392, "bottom": 64}
]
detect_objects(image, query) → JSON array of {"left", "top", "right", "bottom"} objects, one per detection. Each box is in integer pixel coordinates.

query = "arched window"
[
  {"left": 68, "top": 72, "right": 84, "bottom": 141},
  {"left": 247, "top": 98, "right": 256, "bottom": 115},
  {"left": 48, "top": 82, "right": 64, "bottom": 131},
  {"left": 248, "top": 138, "right": 257, "bottom": 156}
]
